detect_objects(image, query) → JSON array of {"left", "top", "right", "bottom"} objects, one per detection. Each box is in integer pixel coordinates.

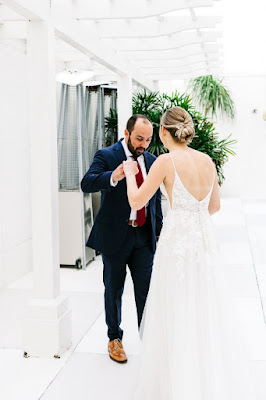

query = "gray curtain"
[
  {"left": 110, "top": 89, "right": 117, "bottom": 113},
  {"left": 57, "top": 84, "right": 117, "bottom": 190},
  {"left": 85, "top": 86, "right": 105, "bottom": 168},
  {"left": 57, "top": 83, "right": 88, "bottom": 190}
]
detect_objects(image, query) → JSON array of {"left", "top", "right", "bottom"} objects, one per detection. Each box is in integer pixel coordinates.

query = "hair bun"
[
  {"left": 174, "top": 123, "right": 184, "bottom": 137},
  {"left": 161, "top": 106, "right": 195, "bottom": 144},
  {"left": 175, "top": 122, "right": 188, "bottom": 142}
]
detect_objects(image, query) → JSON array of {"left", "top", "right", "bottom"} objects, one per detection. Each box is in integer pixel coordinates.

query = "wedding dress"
[{"left": 133, "top": 153, "right": 254, "bottom": 400}]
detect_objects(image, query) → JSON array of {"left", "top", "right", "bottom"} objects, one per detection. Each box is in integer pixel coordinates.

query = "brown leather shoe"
[{"left": 108, "top": 339, "right": 128, "bottom": 363}]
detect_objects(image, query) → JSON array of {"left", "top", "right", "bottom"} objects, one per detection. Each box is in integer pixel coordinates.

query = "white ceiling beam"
[
  {"left": 56, "top": 51, "right": 89, "bottom": 62},
  {"left": 81, "top": 16, "right": 222, "bottom": 39},
  {"left": 106, "top": 31, "right": 222, "bottom": 52},
  {"left": 137, "top": 53, "right": 220, "bottom": 67},
  {"left": 2, "top": 0, "right": 154, "bottom": 90},
  {"left": 54, "top": 22, "right": 153, "bottom": 90},
  {"left": 141, "top": 60, "right": 220, "bottom": 75},
  {"left": 0, "top": 20, "right": 26, "bottom": 39},
  {"left": 119, "top": 43, "right": 221, "bottom": 59},
  {"left": 0, "top": 37, "right": 25, "bottom": 53},
  {"left": 55, "top": 48, "right": 221, "bottom": 65},
  {"left": 1, "top": 0, "right": 49, "bottom": 20},
  {"left": 93, "top": 67, "right": 223, "bottom": 82},
  {"left": 0, "top": 16, "right": 221, "bottom": 45},
  {"left": 74, "top": 0, "right": 216, "bottom": 20},
  {"left": 0, "top": 3, "right": 25, "bottom": 20},
  {"left": 129, "top": 52, "right": 221, "bottom": 63},
  {"left": 148, "top": 67, "right": 222, "bottom": 81},
  {"left": 55, "top": 53, "right": 221, "bottom": 73}
]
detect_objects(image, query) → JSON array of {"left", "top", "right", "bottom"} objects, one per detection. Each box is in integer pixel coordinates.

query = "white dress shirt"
[{"left": 110, "top": 139, "right": 148, "bottom": 220}]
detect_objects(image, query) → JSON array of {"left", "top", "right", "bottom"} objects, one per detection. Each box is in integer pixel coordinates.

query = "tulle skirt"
[{"left": 133, "top": 212, "right": 254, "bottom": 400}]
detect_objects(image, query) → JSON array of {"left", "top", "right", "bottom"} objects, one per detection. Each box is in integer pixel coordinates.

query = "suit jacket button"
[{"left": 125, "top": 219, "right": 129, "bottom": 223}]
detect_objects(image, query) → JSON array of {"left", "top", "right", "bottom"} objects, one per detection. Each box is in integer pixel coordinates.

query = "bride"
[{"left": 123, "top": 106, "right": 254, "bottom": 400}]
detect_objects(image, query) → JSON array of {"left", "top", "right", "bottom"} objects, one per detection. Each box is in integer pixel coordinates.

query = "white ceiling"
[{"left": 0, "top": 0, "right": 224, "bottom": 89}]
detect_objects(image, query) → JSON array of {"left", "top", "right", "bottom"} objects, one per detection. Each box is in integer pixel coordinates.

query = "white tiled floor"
[{"left": 0, "top": 197, "right": 266, "bottom": 400}]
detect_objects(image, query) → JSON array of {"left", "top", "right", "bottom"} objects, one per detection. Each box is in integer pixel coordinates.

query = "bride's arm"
[
  {"left": 124, "top": 156, "right": 167, "bottom": 211},
  {"left": 208, "top": 168, "right": 220, "bottom": 215}
]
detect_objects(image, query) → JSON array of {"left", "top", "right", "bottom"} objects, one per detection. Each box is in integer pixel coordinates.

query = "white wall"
[
  {"left": 215, "top": 76, "right": 266, "bottom": 198},
  {"left": 159, "top": 75, "right": 266, "bottom": 199},
  {"left": 0, "top": 49, "right": 32, "bottom": 288}
]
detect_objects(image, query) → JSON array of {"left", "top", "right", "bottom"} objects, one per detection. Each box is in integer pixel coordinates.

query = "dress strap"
[{"left": 169, "top": 153, "right": 177, "bottom": 174}]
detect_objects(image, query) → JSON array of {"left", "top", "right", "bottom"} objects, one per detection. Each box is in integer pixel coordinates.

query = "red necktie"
[{"left": 135, "top": 160, "right": 146, "bottom": 227}]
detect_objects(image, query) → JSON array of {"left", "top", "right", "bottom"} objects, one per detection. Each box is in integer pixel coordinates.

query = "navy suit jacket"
[{"left": 81, "top": 139, "right": 163, "bottom": 255}]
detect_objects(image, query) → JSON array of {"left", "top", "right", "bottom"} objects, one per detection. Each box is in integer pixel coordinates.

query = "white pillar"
[
  {"left": 23, "top": 20, "right": 72, "bottom": 358},
  {"left": 117, "top": 73, "right": 132, "bottom": 139}
]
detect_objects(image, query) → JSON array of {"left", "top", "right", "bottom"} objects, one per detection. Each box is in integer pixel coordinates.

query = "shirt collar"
[{"left": 121, "top": 138, "right": 144, "bottom": 161}]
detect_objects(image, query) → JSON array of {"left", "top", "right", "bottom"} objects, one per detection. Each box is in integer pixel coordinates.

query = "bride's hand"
[{"left": 123, "top": 160, "right": 139, "bottom": 176}]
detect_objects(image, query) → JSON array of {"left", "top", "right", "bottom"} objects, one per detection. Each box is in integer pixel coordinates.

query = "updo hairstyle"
[{"left": 161, "top": 106, "right": 195, "bottom": 144}]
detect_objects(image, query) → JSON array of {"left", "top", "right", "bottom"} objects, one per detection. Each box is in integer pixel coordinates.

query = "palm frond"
[{"left": 188, "top": 75, "right": 235, "bottom": 119}]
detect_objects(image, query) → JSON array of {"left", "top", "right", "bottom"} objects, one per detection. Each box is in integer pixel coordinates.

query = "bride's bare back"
[{"left": 164, "top": 148, "right": 214, "bottom": 204}]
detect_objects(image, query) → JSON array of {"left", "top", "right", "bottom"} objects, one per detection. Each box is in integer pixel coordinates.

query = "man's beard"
[{"left": 128, "top": 135, "right": 145, "bottom": 158}]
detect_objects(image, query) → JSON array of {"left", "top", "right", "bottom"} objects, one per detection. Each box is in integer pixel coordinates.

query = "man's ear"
[{"left": 124, "top": 129, "right": 129, "bottom": 141}]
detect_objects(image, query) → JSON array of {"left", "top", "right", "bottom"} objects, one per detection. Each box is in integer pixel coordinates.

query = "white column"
[
  {"left": 23, "top": 20, "right": 72, "bottom": 358},
  {"left": 117, "top": 73, "right": 132, "bottom": 139}
]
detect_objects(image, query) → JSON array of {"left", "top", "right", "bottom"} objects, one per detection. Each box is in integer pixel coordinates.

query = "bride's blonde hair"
[{"left": 161, "top": 106, "right": 195, "bottom": 144}]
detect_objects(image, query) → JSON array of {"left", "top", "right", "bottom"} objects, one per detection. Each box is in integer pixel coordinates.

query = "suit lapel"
[
  {"left": 113, "top": 139, "right": 127, "bottom": 164},
  {"left": 143, "top": 151, "right": 153, "bottom": 172}
]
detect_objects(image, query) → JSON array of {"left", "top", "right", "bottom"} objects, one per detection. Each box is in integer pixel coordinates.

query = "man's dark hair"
[{"left": 126, "top": 114, "right": 151, "bottom": 134}]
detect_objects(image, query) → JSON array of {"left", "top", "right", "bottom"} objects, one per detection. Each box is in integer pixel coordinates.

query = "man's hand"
[{"left": 112, "top": 164, "right": 126, "bottom": 183}]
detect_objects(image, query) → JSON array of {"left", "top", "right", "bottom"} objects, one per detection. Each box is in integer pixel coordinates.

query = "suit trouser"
[{"left": 102, "top": 221, "right": 154, "bottom": 341}]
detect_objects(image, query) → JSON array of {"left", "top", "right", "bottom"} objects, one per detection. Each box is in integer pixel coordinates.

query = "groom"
[{"left": 81, "top": 114, "right": 163, "bottom": 363}]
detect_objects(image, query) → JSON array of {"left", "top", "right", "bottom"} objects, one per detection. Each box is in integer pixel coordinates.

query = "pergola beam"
[
  {"left": 120, "top": 43, "right": 221, "bottom": 60},
  {"left": 2, "top": 0, "right": 48, "bottom": 20},
  {"left": 2, "top": 0, "right": 224, "bottom": 86},
  {"left": 0, "top": 20, "right": 26, "bottom": 39},
  {"left": 141, "top": 60, "right": 220, "bottom": 74},
  {"left": 55, "top": 51, "right": 221, "bottom": 67},
  {"left": 81, "top": 16, "right": 222, "bottom": 39},
  {"left": 0, "top": 36, "right": 25, "bottom": 53},
  {"left": 0, "top": 2, "right": 26, "bottom": 20},
  {"left": 148, "top": 67, "right": 221, "bottom": 81},
  {"left": 74, "top": 0, "right": 216, "bottom": 20},
  {"left": 2, "top": 0, "right": 154, "bottom": 90},
  {"left": 137, "top": 53, "right": 220, "bottom": 67},
  {"left": 103, "top": 31, "right": 222, "bottom": 52},
  {"left": 54, "top": 22, "right": 153, "bottom": 90}
]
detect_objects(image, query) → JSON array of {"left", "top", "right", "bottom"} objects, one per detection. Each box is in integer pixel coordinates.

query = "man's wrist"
[{"left": 110, "top": 173, "right": 118, "bottom": 187}]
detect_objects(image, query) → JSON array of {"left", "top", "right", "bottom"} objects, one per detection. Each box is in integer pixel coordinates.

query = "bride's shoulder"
[
  {"left": 190, "top": 148, "right": 212, "bottom": 163},
  {"left": 150, "top": 153, "right": 172, "bottom": 172},
  {"left": 156, "top": 153, "right": 172, "bottom": 165},
  {"left": 157, "top": 153, "right": 170, "bottom": 160}
]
